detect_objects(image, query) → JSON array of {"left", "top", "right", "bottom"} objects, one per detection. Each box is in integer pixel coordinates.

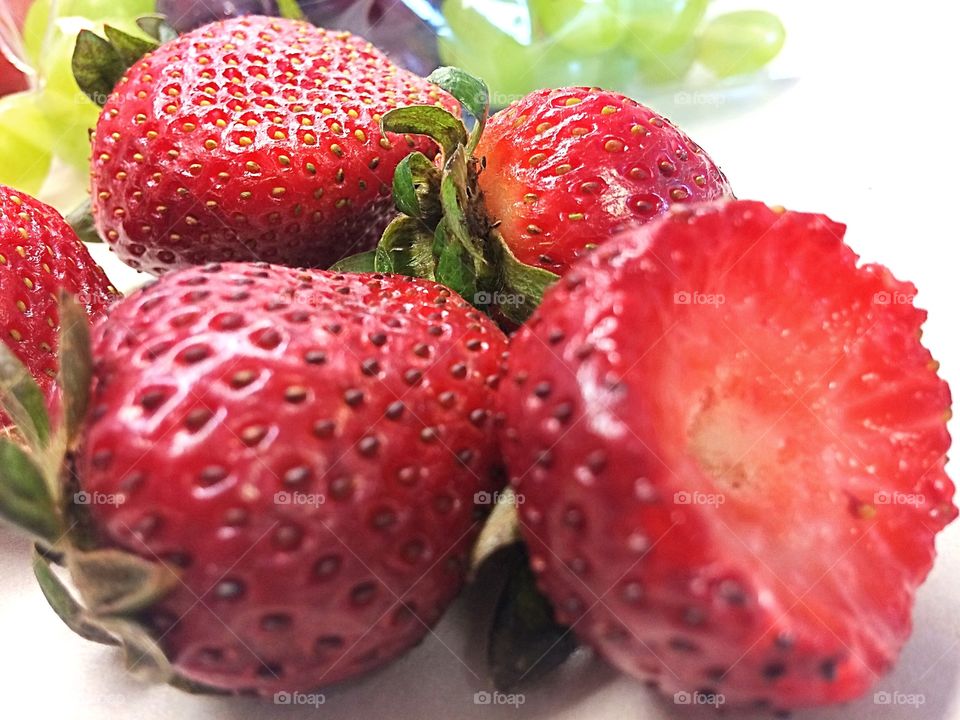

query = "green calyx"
[
  {"left": 72, "top": 16, "right": 177, "bottom": 107},
  {"left": 333, "top": 67, "right": 559, "bottom": 325},
  {"left": 0, "top": 295, "right": 183, "bottom": 687}
]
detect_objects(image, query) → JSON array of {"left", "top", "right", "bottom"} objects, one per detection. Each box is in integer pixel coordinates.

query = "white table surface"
[{"left": 3, "top": 1, "right": 959, "bottom": 718}]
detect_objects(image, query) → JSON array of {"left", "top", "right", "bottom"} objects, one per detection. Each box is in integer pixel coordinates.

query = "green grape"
[
  {"left": 441, "top": 0, "right": 541, "bottom": 104},
  {"left": 0, "top": 92, "right": 54, "bottom": 195},
  {"left": 632, "top": 39, "right": 697, "bottom": 85},
  {"left": 698, "top": 10, "right": 785, "bottom": 78},
  {"left": 534, "top": 44, "right": 639, "bottom": 93},
  {"left": 529, "top": 0, "right": 625, "bottom": 55},
  {"left": 621, "top": 0, "right": 707, "bottom": 57},
  {"left": 39, "top": 32, "right": 101, "bottom": 171}
]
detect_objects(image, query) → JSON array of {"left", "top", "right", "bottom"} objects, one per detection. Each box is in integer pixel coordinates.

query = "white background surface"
[{"left": 2, "top": 1, "right": 960, "bottom": 718}]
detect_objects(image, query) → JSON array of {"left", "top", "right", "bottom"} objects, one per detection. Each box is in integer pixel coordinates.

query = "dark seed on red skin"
[
  {"left": 350, "top": 582, "right": 377, "bottom": 606},
  {"left": 304, "top": 350, "right": 326, "bottom": 365},
  {"left": 385, "top": 401, "right": 405, "bottom": 419},
  {"left": 820, "top": 659, "right": 838, "bottom": 681},
  {"left": 329, "top": 476, "right": 354, "bottom": 500},
  {"left": 261, "top": 613, "right": 293, "bottom": 631},
  {"left": 361, "top": 358, "right": 380, "bottom": 376},
  {"left": 763, "top": 662, "right": 787, "bottom": 680},
  {"left": 314, "top": 555, "right": 342, "bottom": 580},
  {"left": 199, "top": 465, "right": 229, "bottom": 486},
  {"left": 344, "top": 389, "right": 364, "bottom": 406},
  {"left": 358, "top": 436, "right": 379, "bottom": 457},
  {"left": 313, "top": 420, "right": 335, "bottom": 438}
]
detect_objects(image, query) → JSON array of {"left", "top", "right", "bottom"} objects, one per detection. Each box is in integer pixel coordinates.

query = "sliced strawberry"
[{"left": 497, "top": 200, "right": 954, "bottom": 709}]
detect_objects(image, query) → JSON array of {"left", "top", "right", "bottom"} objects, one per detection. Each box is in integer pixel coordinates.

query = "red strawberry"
[
  {"left": 71, "top": 262, "right": 507, "bottom": 693},
  {"left": 89, "top": 16, "right": 458, "bottom": 275},
  {"left": 1, "top": 184, "right": 118, "bottom": 427},
  {"left": 476, "top": 87, "right": 732, "bottom": 274},
  {"left": 350, "top": 71, "right": 732, "bottom": 324},
  {"left": 496, "top": 200, "right": 954, "bottom": 710}
]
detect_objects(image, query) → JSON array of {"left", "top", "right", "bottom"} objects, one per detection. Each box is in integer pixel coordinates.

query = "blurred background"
[{"left": 2, "top": 2, "right": 960, "bottom": 719}]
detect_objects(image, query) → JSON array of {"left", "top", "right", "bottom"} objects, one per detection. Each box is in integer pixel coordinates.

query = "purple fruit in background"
[
  {"left": 157, "top": 0, "right": 280, "bottom": 33},
  {"left": 300, "top": 0, "right": 441, "bottom": 76}
]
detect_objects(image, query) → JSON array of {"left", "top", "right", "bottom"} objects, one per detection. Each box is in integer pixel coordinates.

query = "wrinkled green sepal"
[
  {"left": 0, "top": 440, "right": 61, "bottom": 542},
  {"left": 68, "top": 548, "right": 180, "bottom": 617},
  {"left": 57, "top": 294, "right": 94, "bottom": 447},
  {"left": 427, "top": 67, "right": 491, "bottom": 151},
  {"left": 376, "top": 217, "right": 437, "bottom": 279},
  {"left": 73, "top": 25, "right": 159, "bottom": 106},
  {"left": 136, "top": 15, "right": 178, "bottom": 44},
  {"left": 491, "top": 232, "right": 560, "bottom": 324},
  {"left": 66, "top": 199, "right": 102, "bottom": 244},
  {"left": 33, "top": 547, "right": 119, "bottom": 645},
  {"left": 329, "top": 250, "right": 377, "bottom": 274},
  {"left": 487, "top": 544, "right": 578, "bottom": 692},
  {"left": 0, "top": 341, "right": 51, "bottom": 450},
  {"left": 393, "top": 152, "right": 442, "bottom": 222},
  {"left": 381, "top": 105, "right": 467, "bottom": 159}
]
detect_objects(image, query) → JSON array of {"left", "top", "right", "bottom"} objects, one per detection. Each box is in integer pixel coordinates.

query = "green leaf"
[
  {"left": 330, "top": 250, "right": 377, "bottom": 273},
  {"left": 98, "top": 617, "right": 174, "bottom": 683},
  {"left": 0, "top": 342, "right": 51, "bottom": 450},
  {"left": 103, "top": 25, "right": 158, "bottom": 68},
  {"left": 277, "top": 0, "right": 306, "bottom": 20},
  {"left": 0, "top": 439, "right": 60, "bottom": 543},
  {"left": 57, "top": 294, "right": 93, "bottom": 446},
  {"left": 471, "top": 489, "right": 522, "bottom": 575},
  {"left": 487, "top": 544, "right": 577, "bottom": 692},
  {"left": 436, "top": 222, "right": 478, "bottom": 300},
  {"left": 375, "top": 217, "right": 437, "bottom": 279},
  {"left": 427, "top": 66, "right": 491, "bottom": 151},
  {"left": 72, "top": 29, "right": 127, "bottom": 106},
  {"left": 492, "top": 231, "right": 560, "bottom": 324},
  {"left": 381, "top": 106, "right": 467, "bottom": 159},
  {"left": 33, "top": 547, "right": 119, "bottom": 645},
  {"left": 392, "top": 152, "right": 442, "bottom": 221},
  {"left": 66, "top": 199, "right": 102, "bottom": 244},
  {"left": 439, "top": 148, "right": 487, "bottom": 271},
  {"left": 136, "top": 16, "right": 179, "bottom": 44},
  {"left": 68, "top": 548, "right": 180, "bottom": 617}
]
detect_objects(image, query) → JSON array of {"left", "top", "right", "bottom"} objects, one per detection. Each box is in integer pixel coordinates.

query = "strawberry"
[
  {"left": 0, "top": 184, "right": 118, "bottom": 429},
  {"left": 2, "top": 262, "right": 506, "bottom": 695},
  {"left": 475, "top": 87, "right": 732, "bottom": 274},
  {"left": 344, "top": 68, "right": 731, "bottom": 324},
  {"left": 496, "top": 200, "right": 954, "bottom": 710},
  {"left": 87, "top": 16, "right": 458, "bottom": 274}
]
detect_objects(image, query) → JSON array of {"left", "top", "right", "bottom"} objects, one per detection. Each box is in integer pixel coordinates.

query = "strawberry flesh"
[{"left": 498, "top": 200, "right": 954, "bottom": 709}]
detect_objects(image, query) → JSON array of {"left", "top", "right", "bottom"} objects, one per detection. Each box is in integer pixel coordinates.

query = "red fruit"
[
  {"left": 497, "top": 200, "right": 954, "bottom": 709},
  {"left": 0, "top": 184, "right": 118, "bottom": 425},
  {"left": 476, "top": 87, "right": 732, "bottom": 274},
  {"left": 90, "top": 16, "right": 458, "bottom": 274},
  {"left": 78, "top": 262, "right": 508, "bottom": 693}
]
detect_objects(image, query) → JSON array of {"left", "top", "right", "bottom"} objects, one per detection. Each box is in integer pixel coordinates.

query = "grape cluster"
[{"left": 439, "top": 0, "right": 785, "bottom": 102}]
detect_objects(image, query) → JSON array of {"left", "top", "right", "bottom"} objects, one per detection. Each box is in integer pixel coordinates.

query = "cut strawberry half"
[{"left": 498, "top": 200, "right": 955, "bottom": 709}]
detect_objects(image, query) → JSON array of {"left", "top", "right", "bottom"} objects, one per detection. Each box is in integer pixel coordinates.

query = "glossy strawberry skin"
[
  {"left": 475, "top": 87, "right": 732, "bottom": 275},
  {"left": 497, "top": 201, "right": 954, "bottom": 709},
  {"left": 77, "top": 263, "right": 508, "bottom": 693},
  {"left": 90, "top": 16, "right": 458, "bottom": 275},
  {"left": 0, "top": 184, "right": 118, "bottom": 423}
]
